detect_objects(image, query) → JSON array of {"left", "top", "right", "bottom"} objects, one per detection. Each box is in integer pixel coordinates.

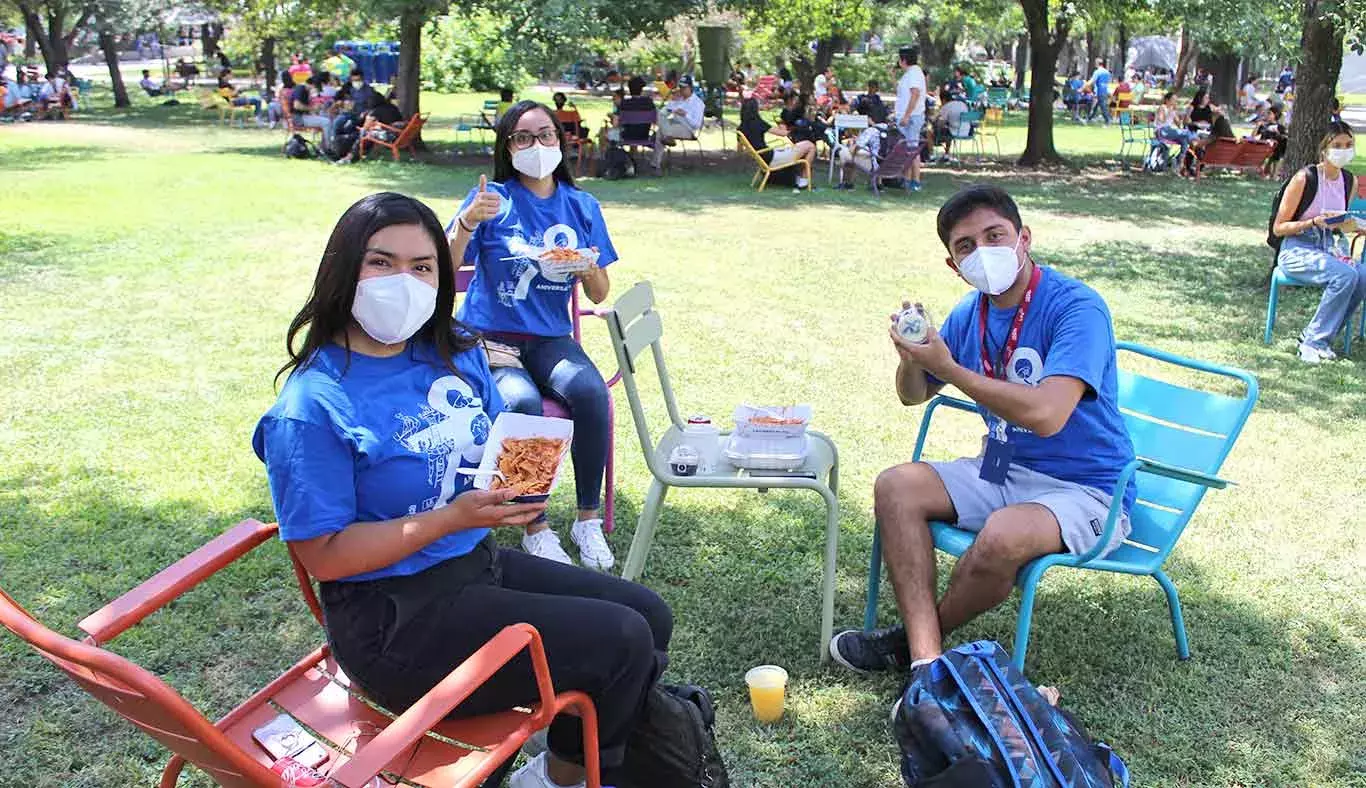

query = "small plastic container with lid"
[
  {"left": 682, "top": 415, "right": 722, "bottom": 472},
  {"left": 896, "top": 304, "right": 933, "bottom": 345}
]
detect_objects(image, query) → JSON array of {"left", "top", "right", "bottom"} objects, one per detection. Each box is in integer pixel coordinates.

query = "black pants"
[{"left": 320, "top": 536, "right": 671, "bottom": 767}]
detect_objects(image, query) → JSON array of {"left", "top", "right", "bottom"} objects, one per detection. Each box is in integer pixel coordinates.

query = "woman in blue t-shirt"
[
  {"left": 254, "top": 193, "right": 672, "bottom": 788},
  {"left": 449, "top": 100, "right": 618, "bottom": 570}
]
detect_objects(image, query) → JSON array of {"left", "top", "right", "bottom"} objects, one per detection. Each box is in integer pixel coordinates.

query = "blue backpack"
[{"left": 895, "top": 641, "right": 1130, "bottom": 788}]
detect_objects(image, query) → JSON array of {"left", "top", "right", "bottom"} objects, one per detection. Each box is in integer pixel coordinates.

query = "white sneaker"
[
  {"left": 523, "top": 528, "right": 573, "bottom": 564},
  {"left": 1298, "top": 343, "right": 1337, "bottom": 363},
  {"left": 508, "top": 752, "right": 584, "bottom": 788},
  {"left": 570, "top": 519, "right": 615, "bottom": 571},
  {"left": 795, "top": 176, "right": 809, "bottom": 188}
]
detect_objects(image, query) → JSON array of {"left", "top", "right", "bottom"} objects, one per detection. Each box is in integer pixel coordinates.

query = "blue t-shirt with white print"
[
  {"left": 930, "top": 265, "right": 1136, "bottom": 511},
  {"left": 252, "top": 340, "right": 504, "bottom": 582},
  {"left": 452, "top": 180, "right": 618, "bottom": 337}
]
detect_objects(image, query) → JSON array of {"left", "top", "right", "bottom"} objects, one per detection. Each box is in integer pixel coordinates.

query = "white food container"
[
  {"left": 473, "top": 412, "right": 574, "bottom": 500},
  {"left": 681, "top": 415, "right": 722, "bottom": 473},
  {"left": 896, "top": 304, "right": 932, "bottom": 344},
  {"left": 538, "top": 247, "right": 599, "bottom": 278},
  {"left": 726, "top": 405, "right": 812, "bottom": 470}
]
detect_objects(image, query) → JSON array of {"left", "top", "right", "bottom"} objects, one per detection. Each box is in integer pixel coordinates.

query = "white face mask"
[
  {"left": 957, "top": 237, "right": 1023, "bottom": 296},
  {"left": 1325, "top": 147, "right": 1355, "bottom": 168},
  {"left": 512, "top": 143, "right": 562, "bottom": 179},
  {"left": 352, "top": 272, "right": 437, "bottom": 345}
]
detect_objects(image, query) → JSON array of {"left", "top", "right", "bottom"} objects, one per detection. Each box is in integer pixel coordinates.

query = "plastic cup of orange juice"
[{"left": 744, "top": 665, "right": 788, "bottom": 723}]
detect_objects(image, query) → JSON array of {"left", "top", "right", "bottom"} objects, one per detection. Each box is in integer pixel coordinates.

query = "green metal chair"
[
  {"left": 1117, "top": 109, "right": 1151, "bottom": 169},
  {"left": 863, "top": 342, "right": 1258, "bottom": 671},
  {"left": 604, "top": 282, "right": 842, "bottom": 661}
]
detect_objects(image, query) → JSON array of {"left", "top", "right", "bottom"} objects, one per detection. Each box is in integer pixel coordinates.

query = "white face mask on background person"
[
  {"left": 512, "top": 144, "right": 562, "bottom": 179},
  {"left": 957, "top": 237, "right": 1024, "bottom": 296},
  {"left": 352, "top": 272, "right": 437, "bottom": 345},
  {"left": 1325, "top": 147, "right": 1355, "bottom": 168}
]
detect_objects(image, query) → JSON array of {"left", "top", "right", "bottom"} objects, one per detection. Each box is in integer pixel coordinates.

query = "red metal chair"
[
  {"left": 555, "top": 109, "right": 597, "bottom": 177},
  {"left": 0, "top": 519, "right": 602, "bottom": 788},
  {"left": 455, "top": 267, "right": 620, "bottom": 531}
]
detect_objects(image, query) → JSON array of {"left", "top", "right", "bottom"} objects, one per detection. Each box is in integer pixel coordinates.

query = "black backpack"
[
  {"left": 284, "top": 133, "right": 319, "bottom": 160},
  {"left": 1266, "top": 165, "right": 1355, "bottom": 253},
  {"left": 599, "top": 143, "right": 636, "bottom": 180},
  {"left": 605, "top": 683, "right": 729, "bottom": 788}
]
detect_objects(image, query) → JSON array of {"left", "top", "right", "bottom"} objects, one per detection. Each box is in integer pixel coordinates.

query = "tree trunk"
[
  {"left": 396, "top": 5, "right": 423, "bottom": 119},
  {"left": 1117, "top": 22, "right": 1128, "bottom": 74},
  {"left": 1212, "top": 51, "right": 1239, "bottom": 108},
  {"left": 1014, "top": 34, "right": 1028, "bottom": 93},
  {"left": 1285, "top": 1, "right": 1344, "bottom": 173},
  {"left": 1084, "top": 30, "right": 1097, "bottom": 71},
  {"left": 99, "top": 27, "right": 129, "bottom": 107},
  {"left": 262, "top": 36, "right": 277, "bottom": 91},
  {"left": 1018, "top": 0, "right": 1068, "bottom": 166},
  {"left": 915, "top": 20, "right": 958, "bottom": 70},
  {"left": 1174, "top": 28, "right": 1196, "bottom": 90},
  {"left": 201, "top": 23, "right": 218, "bottom": 59}
]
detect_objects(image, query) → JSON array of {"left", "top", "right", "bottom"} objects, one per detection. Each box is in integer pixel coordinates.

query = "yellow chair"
[
  {"left": 736, "top": 132, "right": 810, "bottom": 192},
  {"left": 979, "top": 106, "right": 1003, "bottom": 157},
  {"left": 200, "top": 91, "right": 252, "bottom": 127}
]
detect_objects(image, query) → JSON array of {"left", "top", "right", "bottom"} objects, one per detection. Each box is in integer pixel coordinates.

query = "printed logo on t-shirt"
[
  {"left": 393, "top": 374, "right": 490, "bottom": 512},
  {"left": 496, "top": 223, "right": 578, "bottom": 307},
  {"left": 1006, "top": 347, "right": 1044, "bottom": 386}
]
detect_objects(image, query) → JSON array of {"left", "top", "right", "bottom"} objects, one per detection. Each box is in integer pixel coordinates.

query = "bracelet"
[{"left": 458, "top": 216, "right": 476, "bottom": 233}]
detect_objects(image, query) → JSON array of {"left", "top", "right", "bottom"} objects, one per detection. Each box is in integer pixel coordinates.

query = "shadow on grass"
[
  {"left": 0, "top": 143, "right": 111, "bottom": 172},
  {"left": 0, "top": 464, "right": 316, "bottom": 784},
  {"left": 1049, "top": 239, "right": 1366, "bottom": 426},
  {"left": 617, "top": 479, "right": 1366, "bottom": 786},
  {"left": 3, "top": 454, "right": 1364, "bottom": 786}
]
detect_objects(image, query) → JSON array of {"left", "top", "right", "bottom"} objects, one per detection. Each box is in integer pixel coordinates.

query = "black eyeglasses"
[{"left": 510, "top": 129, "right": 559, "bottom": 150}]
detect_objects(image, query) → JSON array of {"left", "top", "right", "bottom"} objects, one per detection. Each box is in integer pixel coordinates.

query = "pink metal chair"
[{"left": 456, "top": 266, "right": 620, "bottom": 531}]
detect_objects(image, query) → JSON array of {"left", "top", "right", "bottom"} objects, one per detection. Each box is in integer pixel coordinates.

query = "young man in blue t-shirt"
[
  {"left": 831, "top": 185, "right": 1135, "bottom": 675},
  {"left": 1087, "top": 57, "right": 1112, "bottom": 125}
]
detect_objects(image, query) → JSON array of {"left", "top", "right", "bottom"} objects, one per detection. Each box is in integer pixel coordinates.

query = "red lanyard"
[{"left": 978, "top": 265, "right": 1042, "bottom": 379}]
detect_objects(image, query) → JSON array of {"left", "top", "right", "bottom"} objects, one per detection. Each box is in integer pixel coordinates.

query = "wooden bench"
[
  {"left": 358, "top": 113, "right": 428, "bottom": 161},
  {"left": 1196, "top": 137, "right": 1275, "bottom": 180}
]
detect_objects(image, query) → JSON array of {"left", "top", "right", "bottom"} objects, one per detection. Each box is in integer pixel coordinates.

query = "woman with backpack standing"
[
  {"left": 447, "top": 100, "right": 618, "bottom": 570},
  {"left": 1270, "top": 120, "right": 1366, "bottom": 363}
]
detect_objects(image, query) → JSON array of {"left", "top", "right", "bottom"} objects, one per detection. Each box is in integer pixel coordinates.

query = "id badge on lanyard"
[{"left": 978, "top": 266, "right": 1041, "bottom": 485}]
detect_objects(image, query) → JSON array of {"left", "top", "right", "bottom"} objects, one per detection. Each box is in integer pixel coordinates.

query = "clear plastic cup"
[{"left": 744, "top": 665, "right": 788, "bottom": 723}]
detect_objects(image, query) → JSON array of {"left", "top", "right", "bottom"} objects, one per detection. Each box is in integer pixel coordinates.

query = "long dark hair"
[
  {"left": 275, "top": 192, "right": 475, "bottom": 385},
  {"left": 740, "top": 97, "right": 762, "bottom": 125},
  {"left": 492, "top": 100, "right": 576, "bottom": 187}
]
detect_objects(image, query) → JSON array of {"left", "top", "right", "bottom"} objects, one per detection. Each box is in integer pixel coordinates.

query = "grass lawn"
[{"left": 2, "top": 88, "right": 1365, "bottom": 788}]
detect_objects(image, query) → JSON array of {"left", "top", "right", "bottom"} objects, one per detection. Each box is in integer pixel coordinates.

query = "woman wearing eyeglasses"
[{"left": 448, "top": 100, "right": 617, "bottom": 571}]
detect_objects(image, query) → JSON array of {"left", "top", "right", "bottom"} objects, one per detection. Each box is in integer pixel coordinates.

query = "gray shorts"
[
  {"left": 899, "top": 114, "right": 925, "bottom": 148},
  {"left": 927, "top": 458, "right": 1130, "bottom": 558}
]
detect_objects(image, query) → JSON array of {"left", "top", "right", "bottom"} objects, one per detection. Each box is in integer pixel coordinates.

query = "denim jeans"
[
  {"left": 490, "top": 334, "right": 610, "bottom": 511},
  {"left": 320, "top": 536, "right": 671, "bottom": 767},
  {"left": 1278, "top": 233, "right": 1366, "bottom": 348},
  {"left": 1157, "top": 126, "right": 1194, "bottom": 162},
  {"left": 1088, "top": 94, "right": 1111, "bottom": 124}
]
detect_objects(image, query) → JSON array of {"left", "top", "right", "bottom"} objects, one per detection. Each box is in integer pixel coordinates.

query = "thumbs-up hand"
[{"left": 460, "top": 174, "right": 501, "bottom": 229}]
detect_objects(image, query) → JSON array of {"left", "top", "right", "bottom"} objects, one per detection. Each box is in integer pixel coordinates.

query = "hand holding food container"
[
  {"left": 467, "top": 413, "right": 573, "bottom": 504},
  {"left": 894, "top": 301, "right": 933, "bottom": 345}
]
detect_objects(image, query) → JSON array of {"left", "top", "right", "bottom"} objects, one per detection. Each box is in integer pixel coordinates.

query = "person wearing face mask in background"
[
  {"left": 447, "top": 100, "right": 618, "bottom": 571},
  {"left": 1270, "top": 120, "right": 1365, "bottom": 364},
  {"left": 253, "top": 192, "right": 673, "bottom": 788},
  {"left": 829, "top": 185, "right": 1135, "bottom": 679}
]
